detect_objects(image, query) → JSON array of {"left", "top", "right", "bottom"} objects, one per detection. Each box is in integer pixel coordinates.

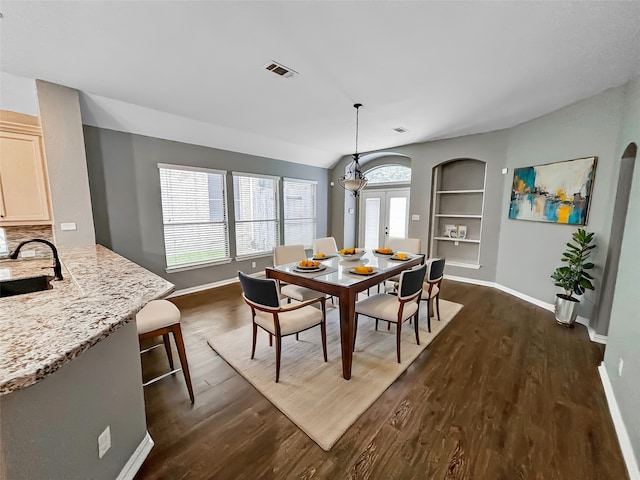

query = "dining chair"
[
  {"left": 312, "top": 237, "right": 339, "bottom": 255},
  {"left": 238, "top": 271, "right": 327, "bottom": 382},
  {"left": 420, "top": 257, "right": 446, "bottom": 333},
  {"left": 273, "top": 245, "right": 326, "bottom": 303},
  {"left": 381, "top": 237, "right": 423, "bottom": 293},
  {"left": 353, "top": 263, "right": 427, "bottom": 363}
]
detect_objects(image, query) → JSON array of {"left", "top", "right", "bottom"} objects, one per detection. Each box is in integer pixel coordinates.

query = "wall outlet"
[
  {"left": 98, "top": 426, "right": 111, "bottom": 458},
  {"left": 411, "top": 214, "right": 420, "bottom": 221},
  {"left": 251, "top": 261, "right": 256, "bottom": 268},
  {"left": 20, "top": 250, "right": 36, "bottom": 258},
  {"left": 60, "top": 222, "right": 77, "bottom": 231},
  {"left": 618, "top": 358, "right": 624, "bottom": 377}
]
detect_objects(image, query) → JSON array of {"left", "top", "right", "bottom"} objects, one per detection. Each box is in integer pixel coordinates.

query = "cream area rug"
[{"left": 206, "top": 299, "right": 463, "bottom": 451}]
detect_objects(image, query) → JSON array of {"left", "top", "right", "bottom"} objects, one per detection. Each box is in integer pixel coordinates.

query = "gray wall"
[
  {"left": 496, "top": 85, "right": 624, "bottom": 326},
  {"left": 37, "top": 80, "right": 96, "bottom": 247},
  {"left": 0, "top": 321, "right": 147, "bottom": 480},
  {"left": 329, "top": 130, "right": 509, "bottom": 283},
  {"left": 83, "top": 126, "right": 330, "bottom": 290},
  {"left": 603, "top": 75, "right": 640, "bottom": 467}
]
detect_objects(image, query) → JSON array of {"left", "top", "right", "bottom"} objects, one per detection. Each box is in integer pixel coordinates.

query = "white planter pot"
[{"left": 554, "top": 294, "right": 579, "bottom": 327}]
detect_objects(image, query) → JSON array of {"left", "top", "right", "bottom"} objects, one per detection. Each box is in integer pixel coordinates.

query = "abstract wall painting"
[{"left": 509, "top": 156, "right": 597, "bottom": 225}]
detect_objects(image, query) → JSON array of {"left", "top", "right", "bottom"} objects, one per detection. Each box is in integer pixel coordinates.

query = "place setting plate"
[
  {"left": 348, "top": 266, "right": 378, "bottom": 276},
  {"left": 373, "top": 248, "right": 395, "bottom": 256},
  {"left": 389, "top": 253, "right": 412, "bottom": 261},
  {"left": 293, "top": 263, "right": 327, "bottom": 273},
  {"left": 312, "top": 254, "right": 336, "bottom": 260}
]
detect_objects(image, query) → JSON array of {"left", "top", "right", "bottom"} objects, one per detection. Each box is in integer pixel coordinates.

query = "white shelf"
[
  {"left": 434, "top": 236, "right": 480, "bottom": 243},
  {"left": 446, "top": 261, "right": 481, "bottom": 270},
  {"left": 436, "top": 189, "right": 484, "bottom": 194},
  {"left": 435, "top": 214, "right": 482, "bottom": 218}
]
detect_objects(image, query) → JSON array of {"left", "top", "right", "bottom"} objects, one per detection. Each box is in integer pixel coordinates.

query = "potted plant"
[{"left": 550, "top": 228, "right": 596, "bottom": 327}]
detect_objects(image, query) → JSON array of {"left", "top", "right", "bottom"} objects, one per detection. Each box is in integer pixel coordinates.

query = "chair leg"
[
  {"left": 396, "top": 321, "right": 402, "bottom": 363},
  {"left": 275, "top": 335, "right": 282, "bottom": 383},
  {"left": 375, "top": 318, "right": 379, "bottom": 331},
  {"left": 269, "top": 334, "right": 273, "bottom": 347},
  {"left": 295, "top": 333, "right": 299, "bottom": 341},
  {"left": 171, "top": 324, "right": 194, "bottom": 403},
  {"left": 435, "top": 295, "right": 441, "bottom": 321},
  {"left": 162, "top": 333, "right": 174, "bottom": 369},
  {"left": 414, "top": 306, "right": 420, "bottom": 345},
  {"left": 353, "top": 313, "right": 359, "bottom": 352},
  {"left": 321, "top": 321, "right": 328, "bottom": 361},
  {"left": 251, "top": 323, "right": 257, "bottom": 359}
]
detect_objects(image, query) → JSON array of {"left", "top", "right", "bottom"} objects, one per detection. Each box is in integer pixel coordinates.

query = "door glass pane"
[
  {"left": 364, "top": 198, "right": 381, "bottom": 249},
  {"left": 388, "top": 197, "right": 407, "bottom": 238}
]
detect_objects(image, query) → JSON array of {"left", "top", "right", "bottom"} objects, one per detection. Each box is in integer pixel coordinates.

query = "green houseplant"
[{"left": 550, "top": 228, "right": 596, "bottom": 326}]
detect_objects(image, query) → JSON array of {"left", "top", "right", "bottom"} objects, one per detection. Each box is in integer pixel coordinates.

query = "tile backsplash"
[{"left": 2, "top": 225, "right": 56, "bottom": 258}]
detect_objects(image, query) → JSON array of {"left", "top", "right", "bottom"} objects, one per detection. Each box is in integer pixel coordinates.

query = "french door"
[{"left": 358, "top": 188, "right": 410, "bottom": 249}]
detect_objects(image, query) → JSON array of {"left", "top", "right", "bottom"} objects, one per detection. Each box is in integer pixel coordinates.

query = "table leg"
[{"left": 338, "top": 289, "right": 356, "bottom": 380}]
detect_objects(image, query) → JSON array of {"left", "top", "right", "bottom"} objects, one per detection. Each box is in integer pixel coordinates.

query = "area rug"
[{"left": 206, "top": 299, "right": 463, "bottom": 451}]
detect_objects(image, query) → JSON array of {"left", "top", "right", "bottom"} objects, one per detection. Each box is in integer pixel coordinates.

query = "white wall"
[
  {"left": 603, "top": 75, "right": 640, "bottom": 470},
  {"left": 0, "top": 71, "right": 39, "bottom": 115}
]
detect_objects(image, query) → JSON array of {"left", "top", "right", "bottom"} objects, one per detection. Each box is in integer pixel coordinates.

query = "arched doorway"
[{"left": 595, "top": 142, "right": 637, "bottom": 337}]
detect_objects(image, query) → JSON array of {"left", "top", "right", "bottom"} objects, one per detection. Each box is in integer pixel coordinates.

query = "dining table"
[{"left": 266, "top": 250, "right": 425, "bottom": 380}]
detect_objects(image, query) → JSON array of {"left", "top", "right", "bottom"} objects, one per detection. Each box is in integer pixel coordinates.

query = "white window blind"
[
  {"left": 233, "top": 173, "right": 280, "bottom": 257},
  {"left": 158, "top": 165, "right": 230, "bottom": 269},
  {"left": 283, "top": 178, "right": 317, "bottom": 247}
]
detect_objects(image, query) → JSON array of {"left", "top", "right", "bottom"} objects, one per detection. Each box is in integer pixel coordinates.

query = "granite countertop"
[{"left": 0, "top": 245, "right": 174, "bottom": 395}]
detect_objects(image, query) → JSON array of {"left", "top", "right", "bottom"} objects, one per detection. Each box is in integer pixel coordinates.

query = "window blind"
[
  {"left": 233, "top": 173, "right": 280, "bottom": 257},
  {"left": 159, "top": 165, "right": 230, "bottom": 269},
  {"left": 283, "top": 178, "right": 317, "bottom": 247}
]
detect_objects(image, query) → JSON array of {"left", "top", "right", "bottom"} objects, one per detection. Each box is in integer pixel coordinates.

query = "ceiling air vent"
[
  {"left": 393, "top": 127, "right": 409, "bottom": 133},
  {"left": 264, "top": 61, "right": 299, "bottom": 79}
]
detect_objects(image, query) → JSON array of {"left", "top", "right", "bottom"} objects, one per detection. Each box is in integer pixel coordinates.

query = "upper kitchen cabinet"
[{"left": 0, "top": 111, "right": 52, "bottom": 226}]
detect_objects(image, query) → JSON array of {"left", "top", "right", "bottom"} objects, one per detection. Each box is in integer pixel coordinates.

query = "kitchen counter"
[{"left": 0, "top": 245, "right": 174, "bottom": 395}]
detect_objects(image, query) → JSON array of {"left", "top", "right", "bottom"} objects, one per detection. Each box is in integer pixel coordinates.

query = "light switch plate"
[
  {"left": 348, "top": 208, "right": 354, "bottom": 214},
  {"left": 501, "top": 168, "right": 509, "bottom": 175},
  {"left": 61, "top": 222, "right": 77, "bottom": 231},
  {"left": 411, "top": 214, "right": 420, "bottom": 221},
  {"left": 98, "top": 426, "right": 111, "bottom": 458}
]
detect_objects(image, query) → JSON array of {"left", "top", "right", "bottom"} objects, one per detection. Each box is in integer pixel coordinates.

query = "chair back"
[
  {"left": 398, "top": 264, "right": 427, "bottom": 300},
  {"left": 273, "top": 244, "right": 306, "bottom": 266},
  {"left": 312, "top": 237, "right": 339, "bottom": 255},
  {"left": 426, "top": 258, "right": 445, "bottom": 283},
  {"left": 386, "top": 237, "right": 421, "bottom": 254},
  {"left": 238, "top": 271, "right": 280, "bottom": 308}
]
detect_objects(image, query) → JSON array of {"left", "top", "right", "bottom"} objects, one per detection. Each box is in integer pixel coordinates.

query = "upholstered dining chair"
[
  {"left": 238, "top": 271, "right": 327, "bottom": 382},
  {"left": 420, "top": 258, "right": 446, "bottom": 332},
  {"left": 381, "top": 237, "right": 423, "bottom": 292},
  {"left": 312, "top": 237, "right": 339, "bottom": 255},
  {"left": 353, "top": 263, "right": 427, "bottom": 363},
  {"left": 273, "top": 245, "right": 326, "bottom": 303}
]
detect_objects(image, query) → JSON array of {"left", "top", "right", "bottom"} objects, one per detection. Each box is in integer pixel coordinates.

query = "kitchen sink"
[{"left": 0, "top": 275, "right": 54, "bottom": 298}]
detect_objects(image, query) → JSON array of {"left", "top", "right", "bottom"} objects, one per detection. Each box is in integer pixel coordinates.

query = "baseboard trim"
[
  {"left": 169, "top": 271, "right": 266, "bottom": 298},
  {"left": 116, "top": 431, "right": 154, "bottom": 480},
  {"left": 598, "top": 365, "right": 640, "bottom": 480},
  {"left": 444, "top": 274, "right": 607, "bottom": 344}
]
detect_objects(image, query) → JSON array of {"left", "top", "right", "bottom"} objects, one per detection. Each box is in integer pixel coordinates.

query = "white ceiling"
[{"left": 1, "top": 1, "right": 640, "bottom": 168}]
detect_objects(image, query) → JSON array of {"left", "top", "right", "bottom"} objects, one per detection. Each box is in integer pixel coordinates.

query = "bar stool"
[{"left": 136, "top": 299, "right": 194, "bottom": 403}]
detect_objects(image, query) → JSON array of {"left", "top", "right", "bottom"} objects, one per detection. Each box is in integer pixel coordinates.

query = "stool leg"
[
  {"left": 171, "top": 324, "right": 194, "bottom": 403},
  {"left": 162, "top": 334, "right": 174, "bottom": 369}
]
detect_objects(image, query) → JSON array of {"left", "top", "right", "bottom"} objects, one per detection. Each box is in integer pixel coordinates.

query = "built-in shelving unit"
[{"left": 429, "top": 159, "right": 486, "bottom": 269}]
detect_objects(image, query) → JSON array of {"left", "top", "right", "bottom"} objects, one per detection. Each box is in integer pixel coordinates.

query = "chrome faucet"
[{"left": 9, "top": 239, "right": 64, "bottom": 280}]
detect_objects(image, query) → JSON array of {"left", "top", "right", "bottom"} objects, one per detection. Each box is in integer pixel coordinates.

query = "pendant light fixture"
[{"left": 338, "top": 103, "right": 368, "bottom": 196}]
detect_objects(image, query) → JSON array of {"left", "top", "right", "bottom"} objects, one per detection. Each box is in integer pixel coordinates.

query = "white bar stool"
[{"left": 136, "top": 300, "right": 194, "bottom": 403}]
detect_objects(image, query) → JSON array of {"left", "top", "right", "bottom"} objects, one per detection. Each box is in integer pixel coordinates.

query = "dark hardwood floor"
[{"left": 134, "top": 281, "right": 627, "bottom": 480}]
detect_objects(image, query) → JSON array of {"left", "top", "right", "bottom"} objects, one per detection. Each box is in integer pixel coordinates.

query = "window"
[
  {"left": 366, "top": 164, "right": 412, "bottom": 184},
  {"left": 233, "top": 173, "right": 279, "bottom": 258},
  {"left": 283, "top": 178, "right": 317, "bottom": 247},
  {"left": 158, "top": 164, "right": 230, "bottom": 270}
]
